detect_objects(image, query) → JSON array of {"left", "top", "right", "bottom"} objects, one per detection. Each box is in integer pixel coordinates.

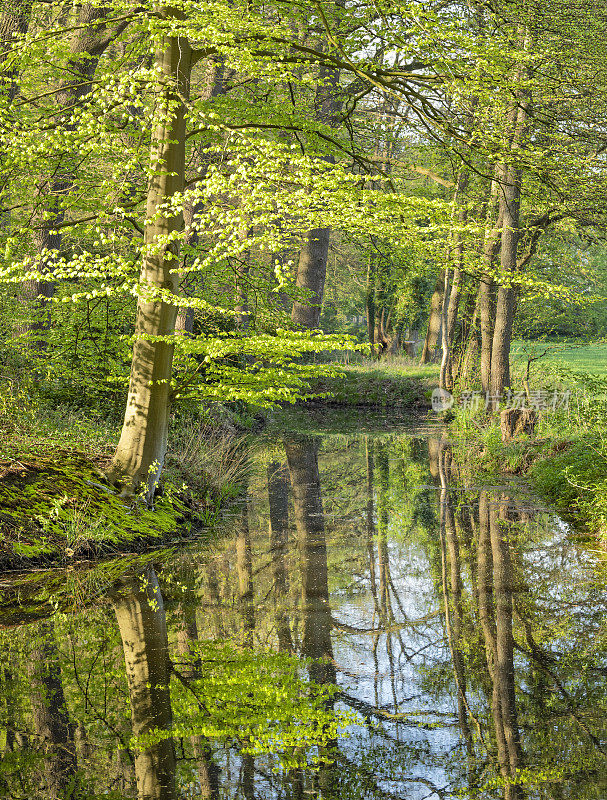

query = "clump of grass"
[{"left": 167, "top": 417, "right": 249, "bottom": 503}]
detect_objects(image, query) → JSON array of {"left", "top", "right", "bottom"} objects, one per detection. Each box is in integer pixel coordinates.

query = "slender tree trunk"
[
  {"left": 365, "top": 250, "right": 376, "bottom": 352},
  {"left": 489, "top": 26, "right": 531, "bottom": 401},
  {"left": 291, "top": 42, "right": 343, "bottom": 329},
  {"left": 109, "top": 26, "right": 191, "bottom": 500},
  {"left": 111, "top": 567, "right": 176, "bottom": 800},
  {"left": 490, "top": 166, "right": 521, "bottom": 398},
  {"left": 419, "top": 272, "right": 444, "bottom": 364},
  {"left": 176, "top": 59, "right": 224, "bottom": 333},
  {"left": 480, "top": 178, "right": 503, "bottom": 394},
  {"left": 21, "top": 6, "right": 129, "bottom": 352}
]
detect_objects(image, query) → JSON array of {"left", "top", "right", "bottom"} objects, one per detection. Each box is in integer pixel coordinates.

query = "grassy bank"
[
  {"left": 305, "top": 357, "right": 438, "bottom": 408},
  {"left": 448, "top": 394, "right": 607, "bottom": 545}
]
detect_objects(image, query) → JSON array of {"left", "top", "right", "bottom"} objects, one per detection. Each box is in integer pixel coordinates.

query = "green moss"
[{"left": 0, "top": 450, "right": 193, "bottom": 567}]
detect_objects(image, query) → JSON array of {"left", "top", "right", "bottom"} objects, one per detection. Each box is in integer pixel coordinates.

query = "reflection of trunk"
[
  {"left": 285, "top": 437, "right": 335, "bottom": 685},
  {"left": 174, "top": 604, "right": 219, "bottom": 799},
  {"left": 111, "top": 567, "right": 176, "bottom": 800},
  {"left": 268, "top": 461, "right": 293, "bottom": 652},
  {"left": 437, "top": 447, "right": 474, "bottom": 756},
  {"left": 491, "top": 500, "right": 523, "bottom": 794},
  {"left": 365, "top": 439, "right": 379, "bottom": 612},
  {"left": 236, "top": 504, "right": 255, "bottom": 647},
  {"left": 286, "top": 435, "right": 339, "bottom": 797},
  {"left": 28, "top": 621, "right": 77, "bottom": 799},
  {"left": 375, "top": 443, "right": 390, "bottom": 619},
  {"left": 478, "top": 492, "right": 524, "bottom": 799}
]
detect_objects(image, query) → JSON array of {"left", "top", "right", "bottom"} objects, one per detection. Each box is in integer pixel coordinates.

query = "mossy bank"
[{"left": 0, "top": 450, "right": 211, "bottom": 569}]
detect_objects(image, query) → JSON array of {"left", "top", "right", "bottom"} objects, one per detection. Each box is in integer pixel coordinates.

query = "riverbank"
[
  {"left": 304, "top": 358, "right": 438, "bottom": 409},
  {"left": 448, "top": 410, "right": 607, "bottom": 546},
  {"left": 0, "top": 390, "right": 249, "bottom": 568}
]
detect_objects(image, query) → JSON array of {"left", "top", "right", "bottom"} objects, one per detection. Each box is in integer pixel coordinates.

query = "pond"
[{"left": 0, "top": 409, "right": 606, "bottom": 799}]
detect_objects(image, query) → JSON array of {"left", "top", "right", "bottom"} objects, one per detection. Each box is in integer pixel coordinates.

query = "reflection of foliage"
[{"left": 169, "top": 642, "right": 349, "bottom": 769}]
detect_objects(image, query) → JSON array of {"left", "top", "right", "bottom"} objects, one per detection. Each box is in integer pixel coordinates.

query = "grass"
[
  {"left": 511, "top": 339, "right": 607, "bottom": 376},
  {"left": 305, "top": 357, "right": 438, "bottom": 408}
]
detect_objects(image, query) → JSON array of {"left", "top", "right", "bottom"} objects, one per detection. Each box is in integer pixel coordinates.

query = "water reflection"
[{"left": 0, "top": 417, "right": 606, "bottom": 799}]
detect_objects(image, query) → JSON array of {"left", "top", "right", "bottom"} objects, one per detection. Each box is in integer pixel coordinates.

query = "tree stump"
[{"left": 500, "top": 408, "right": 537, "bottom": 442}]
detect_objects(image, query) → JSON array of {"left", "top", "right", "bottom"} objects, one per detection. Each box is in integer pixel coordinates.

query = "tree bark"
[
  {"left": 419, "top": 272, "right": 444, "bottom": 364},
  {"left": 109, "top": 24, "right": 191, "bottom": 501},
  {"left": 291, "top": 45, "right": 343, "bottom": 329}
]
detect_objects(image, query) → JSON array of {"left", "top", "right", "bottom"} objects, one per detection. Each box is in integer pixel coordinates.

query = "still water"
[{"left": 0, "top": 410, "right": 606, "bottom": 799}]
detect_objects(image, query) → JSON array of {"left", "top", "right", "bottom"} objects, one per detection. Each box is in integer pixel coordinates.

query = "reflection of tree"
[
  {"left": 473, "top": 489, "right": 525, "bottom": 799},
  {"left": 236, "top": 503, "right": 255, "bottom": 649},
  {"left": 286, "top": 436, "right": 335, "bottom": 686},
  {"left": 28, "top": 620, "right": 78, "bottom": 799},
  {"left": 286, "top": 435, "right": 337, "bottom": 798},
  {"left": 437, "top": 444, "right": 474, "bottom": 760},
  {"left": 267, "top": 461, "right": 293, "bottom": 653},
  {"left": 110, "top": 566, "right": 176, "bottom": 800},
  {"left": 174, "top": 600, "right": 219, "bottom": 799},
  {"left": 235, "top": 502, "right": 255, "bottom": 800}
]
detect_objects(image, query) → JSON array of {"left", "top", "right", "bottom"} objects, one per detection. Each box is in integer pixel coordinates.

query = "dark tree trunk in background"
[
  {"left": 291, "top": 32, "right": 343, "bottom": 329},
  {"left": 419, "top": 272, "right": 444, "bottom": 364}
]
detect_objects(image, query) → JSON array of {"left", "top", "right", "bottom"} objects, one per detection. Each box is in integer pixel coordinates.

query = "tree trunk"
[
  {"left": 489, "top": 178, "right": 520, "bottom": 399},
  {"left": 109, "top": 25, "right": 191, "bottom": 501},
  {"left": 111, "top": 567, "right": 176, "bottom": 800},
  {"left": 489, "top": 26, "right": 531, "bottom": 401},
  {"left": 419, "top": 272, "right": 444, "bottom": 364},
  {"left": 365, "top": 250, "right": 376, "bottom": 351},
  {"left": 21, "top": 6, "right": 129, "bottom": 352},
  {"left": 291, "top": 227, "right": 331, "bottom": 329},
  {"left": 479, "top": 177, "right": 503, "bottom": 394},
  {"left": 291, "top": 48, "right": 343, "bottom": 329}
]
